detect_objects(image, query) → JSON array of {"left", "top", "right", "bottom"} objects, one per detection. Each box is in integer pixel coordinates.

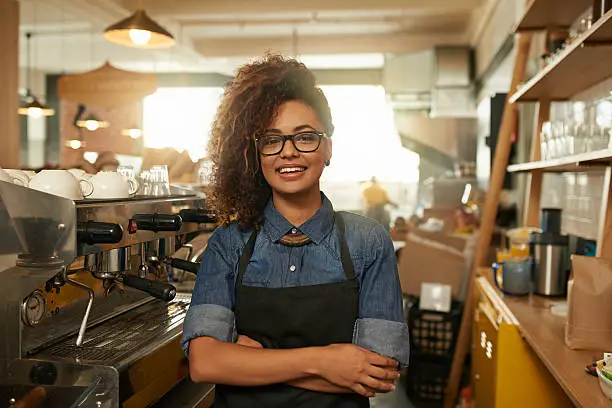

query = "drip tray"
[{"left": 36, "top": 296, "right": 190, "bottom": 368}]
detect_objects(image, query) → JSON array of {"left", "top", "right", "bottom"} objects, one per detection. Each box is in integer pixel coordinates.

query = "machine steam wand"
[{"left": 61, "top": 268, "right": 94, "bottom": 347}]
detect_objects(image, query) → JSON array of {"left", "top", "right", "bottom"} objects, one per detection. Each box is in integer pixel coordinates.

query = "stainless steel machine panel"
[
  {"left": 0, "top": 183, "right": 213, "bottom": 407},
  {"left": 36, "top": 296, "right": 190, "bottom": 369}
]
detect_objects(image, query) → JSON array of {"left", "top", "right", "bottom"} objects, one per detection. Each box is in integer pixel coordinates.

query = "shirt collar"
[{"left": 262, "top": 192, "right": 335, "bottom": 245}]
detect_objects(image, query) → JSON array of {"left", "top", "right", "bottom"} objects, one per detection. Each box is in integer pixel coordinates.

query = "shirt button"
[
  {"left": 289, "top": 265, "right": 296, "bottom": 272},
  {"left": 291, "top": 228, "right": 297, "bottom": 234}
]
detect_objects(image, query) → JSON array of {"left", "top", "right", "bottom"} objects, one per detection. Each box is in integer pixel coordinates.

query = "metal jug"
[{"left": 530, "top": 232, "right": 569, "bottom": 296}]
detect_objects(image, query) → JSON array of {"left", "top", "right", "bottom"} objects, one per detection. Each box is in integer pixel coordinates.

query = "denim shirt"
[{"left": 181, "top": 193, "right": 409, "bottom": 367}]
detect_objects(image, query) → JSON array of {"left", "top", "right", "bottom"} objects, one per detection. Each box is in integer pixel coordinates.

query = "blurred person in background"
[
  {"left": 94, "top": 151, "right": 120, "bottom": 172},
  {"left": 67, "top": 157, "right": 98, "bottom": 174},
  {"left": 362, "top": 177, "right": 397, "bottom": 230}
]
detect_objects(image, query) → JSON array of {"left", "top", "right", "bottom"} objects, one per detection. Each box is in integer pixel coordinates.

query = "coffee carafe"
[{"left": 529, "top": 208, "right": 570, "bottom": 296}]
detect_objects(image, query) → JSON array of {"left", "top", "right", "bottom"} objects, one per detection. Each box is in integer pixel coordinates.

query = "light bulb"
[
  {"left": 85, "top": 120, "right": 100, "bottom": 131},
  {"left": 67, "top": 140, "right": 82, "bottom": 150},
  {"left": 122, "top": 128, "right": 142, "bottom": 138},
  {"left": 28, "top": 107, "right": 43, "bottom": 118},
  {"left": 129, "top": 29, "right": 152, "bottom": 46}
]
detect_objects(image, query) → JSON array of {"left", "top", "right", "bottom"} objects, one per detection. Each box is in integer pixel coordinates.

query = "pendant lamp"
[
  {"left": 121, "top": 126, "right": 143, "bottom": 138},
  {"left": 103, "top": 0, "right": 175, "bottom": 49},
  {"left": 19, "top": 33, "right": 54, "bottom": 117},
  {"left": 65, "top": 139, "right": 86, "bottom": 150},
  {"left": 76, "top": 113, "right": 109, "bottom": 131}
]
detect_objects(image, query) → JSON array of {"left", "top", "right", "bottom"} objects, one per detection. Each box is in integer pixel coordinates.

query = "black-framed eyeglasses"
[{"left": 256, "top": 130, "right": 327, "bottom": 156}]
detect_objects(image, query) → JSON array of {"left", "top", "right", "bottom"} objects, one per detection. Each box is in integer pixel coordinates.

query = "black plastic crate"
[
  {"left": 405, "top": 295, "right": 463, "bottom": 359},
  {"left": 405, "top": 356, "right": 452, "bottom": 402}
]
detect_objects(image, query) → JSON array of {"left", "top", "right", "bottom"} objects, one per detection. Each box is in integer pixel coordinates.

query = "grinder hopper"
[{"left": 0, "top": 181, "right": 76, "bottom": 267}]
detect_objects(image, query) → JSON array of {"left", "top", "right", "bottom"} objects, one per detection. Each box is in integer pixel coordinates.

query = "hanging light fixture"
[
  {"left": 76, "top": 113, "right": 109, "bottom": 131},
  {"left": 103, "top": 0, "right": 175, "bottom": 49},
  {"left": 64, "top": 138, "right": 86, "bottom": 150},
  {"left": 18, "top": 33, "right": 54, "bottom": 117},
  {"left": 121, "top": 126, "right": 143, "bottom": 139}
]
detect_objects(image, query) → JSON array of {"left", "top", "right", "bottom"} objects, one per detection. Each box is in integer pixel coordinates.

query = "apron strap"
[
  {"left": 237, "top": 229, "right": 258, "bottom": 286},
  {"left": 236, "top": 212, "right": 357, "bottom": 285},
  {"left": 334, "top": 212, "right": 356, "bottom": 280}
]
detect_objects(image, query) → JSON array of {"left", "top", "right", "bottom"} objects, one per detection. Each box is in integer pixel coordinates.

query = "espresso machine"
[{"left": 0, "top": 181, "right": 214, "bottom": 407}]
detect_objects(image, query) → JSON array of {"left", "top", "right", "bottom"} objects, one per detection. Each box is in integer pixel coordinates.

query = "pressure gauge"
[{"left": 21, "top": 290, "right": 46, "bottom": 327}]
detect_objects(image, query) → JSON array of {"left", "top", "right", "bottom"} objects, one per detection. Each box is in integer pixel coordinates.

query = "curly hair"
[{"left": 207, "top": 54, "right": 334, "bottom": 228}]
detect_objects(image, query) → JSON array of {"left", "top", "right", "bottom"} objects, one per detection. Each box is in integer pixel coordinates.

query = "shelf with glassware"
[
  {"left": 509, "top": 7, "right": 612, "bottom": 103},
  {"left": 507, "top": 149, "right": 612, "bottom": 173},
  {"left": 516, "top": 0, "right": 593, "bottom": 31},
  {"left": 508, "top": 95, "right": 612, "bottom": 173}
]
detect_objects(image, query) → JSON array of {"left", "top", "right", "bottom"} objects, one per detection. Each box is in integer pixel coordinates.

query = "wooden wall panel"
[
  {"left": 59, "top": 101, "right": 143, "bottom": 167},
  {"left": 0, "top": 0, "right": 20, "bottom": 168}
]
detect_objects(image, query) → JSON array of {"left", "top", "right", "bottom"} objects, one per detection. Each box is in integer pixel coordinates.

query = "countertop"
[{"left": 477, "top": 274, "right": 611, "bottom": 407}]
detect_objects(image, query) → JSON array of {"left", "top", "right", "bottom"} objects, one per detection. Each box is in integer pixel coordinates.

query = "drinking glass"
[
  {"left": 117, "top": 165, "right": 135, "bottom": 180},
  {"left": 138, "top": 170, "right": 150, "bottom": 195},
  {"left": 590, "top": 124, "right": 610, "bottom": 151},
  {"left": 540, "top": 121, "right": 552, "bottom": 160},
  {"left": 564, "top": 121, "right": 575, "bottom": 156},
  {"left": 575, "top": 123, "right": 588, "bottom": 154},
  {"left": 146, "top": 165, "right": 171, "bottom": 196},
  {"left": 553, "top": 121, "right": 566, "bottom": 158}
]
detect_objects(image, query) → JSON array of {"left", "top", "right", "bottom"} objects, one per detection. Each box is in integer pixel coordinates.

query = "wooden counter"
[{"left": 478, "top": 276, "right": 611, "bottom": 407}]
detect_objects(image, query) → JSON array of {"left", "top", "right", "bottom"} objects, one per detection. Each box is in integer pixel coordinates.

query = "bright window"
[
  {"left": 320, "top": 85, "right": 419, "bottom": 183},
  {"left": 143, "top": 87, "right": 224, "bottom": 162},
  {"left": 142, "top": 85, "right": 418, "bottom": 183}
]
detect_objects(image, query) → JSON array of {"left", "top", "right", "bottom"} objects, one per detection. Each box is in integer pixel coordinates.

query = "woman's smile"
[{"left": 276, "top": 164, "right": 308, "bottom": 179}]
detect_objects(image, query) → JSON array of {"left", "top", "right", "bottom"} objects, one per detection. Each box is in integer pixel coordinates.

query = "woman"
[{"left": 181, "top": 55, "right": 409, "bottom": 408}]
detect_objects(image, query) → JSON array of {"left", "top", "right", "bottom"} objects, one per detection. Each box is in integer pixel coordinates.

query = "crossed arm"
[{"left": 188, "top": 335, "right": 399, "bottom": 398}]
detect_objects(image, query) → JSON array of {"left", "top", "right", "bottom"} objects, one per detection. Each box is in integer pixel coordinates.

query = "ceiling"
[{"left": 18, "top": 0, "right": 487, "bottom": 75}]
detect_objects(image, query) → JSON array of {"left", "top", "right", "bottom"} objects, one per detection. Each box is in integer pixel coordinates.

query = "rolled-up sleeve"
[
  {"left": 353, "top": 224, "right": 410, "bottom": 367},
  {"left": 180, "top": 226, "right": 238, "bottom": 356}
]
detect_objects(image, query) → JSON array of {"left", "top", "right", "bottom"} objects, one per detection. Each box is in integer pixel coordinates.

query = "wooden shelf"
[
  {"left": 516, "top": 0, "right": 591, "bottom": 31},
  {"left": 507, "top": 149, "right": 612, "bottom": 173},
  {"left": 510, "top": 10, "right": 612, "bottom": 103},
  {"left": 479, "top": 278, "right": 611, "bottom": 408}
]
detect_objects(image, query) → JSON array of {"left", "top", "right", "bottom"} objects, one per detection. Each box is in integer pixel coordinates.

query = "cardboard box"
[
  {"left": 409, "top": 229, "right": 470, "bottom": 253},
  {"left": 398, "top": 232, "right": 467, "bottom": 299}
]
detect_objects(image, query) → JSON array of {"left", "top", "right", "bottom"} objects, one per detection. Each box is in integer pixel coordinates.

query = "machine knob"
[
  {"left": 132, "top": 214, "right": 183, "bottom": 232},
  {"left": 122, "top": 275, "right": 176, "bottom": 301},
  {"left": 179, "top": 209, "right": 217, "bottom": 224},
  {"left": 77, "top": 221, "right": 123, "bottom": 245},
  {"left": 165, "top": 257, "right": 200, "bottom": 274},
  {"left": 29, "top": 362, "right": 58, "bottom": 385}
]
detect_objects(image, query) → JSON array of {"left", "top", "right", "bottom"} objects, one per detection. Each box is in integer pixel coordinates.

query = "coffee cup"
[
  {"left": 67, "top": 168, "right": 92, "bottom": 180},
  {"left": 492, "top": 257, "right": 533, "bottom": 296},
  {"left": 28, "top": 170, "right": 93, "bottom": 200},
  {"left": 4, "top": 169, "right": 32, "bottom": 186},
  {"left": 88, "top": 171, "right": 139, "bottom": 199},
  {"left": 0, "top": 168, "right": 24, "bottom": 185}
]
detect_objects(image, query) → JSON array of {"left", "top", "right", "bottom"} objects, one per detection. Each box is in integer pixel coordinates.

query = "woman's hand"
[
  {"left": 236, "top": 335, "right": 263, "bottom": 349},
  {"left": 316, "top": 344, "right": 399, "bottom": 397}
]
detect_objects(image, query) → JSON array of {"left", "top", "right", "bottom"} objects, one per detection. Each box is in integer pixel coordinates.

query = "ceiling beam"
[
  {"left": 179, "top": 13, "right": 470, "bottom": 28},
  {"left": 194, "top": 32, "right": 468, "bottom": 57},
  {"left": 123, "top": 0, "right": 482, "bottom": 17}
]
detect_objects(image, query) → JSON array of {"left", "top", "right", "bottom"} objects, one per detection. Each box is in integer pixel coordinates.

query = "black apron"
[{"left": 213, "top": 213, "right": 369, "bottom": 408}]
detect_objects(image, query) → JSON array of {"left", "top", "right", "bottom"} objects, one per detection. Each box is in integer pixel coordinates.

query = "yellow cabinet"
[{"left": 471, "top": 278, "right": 574, "bottom": 408}]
